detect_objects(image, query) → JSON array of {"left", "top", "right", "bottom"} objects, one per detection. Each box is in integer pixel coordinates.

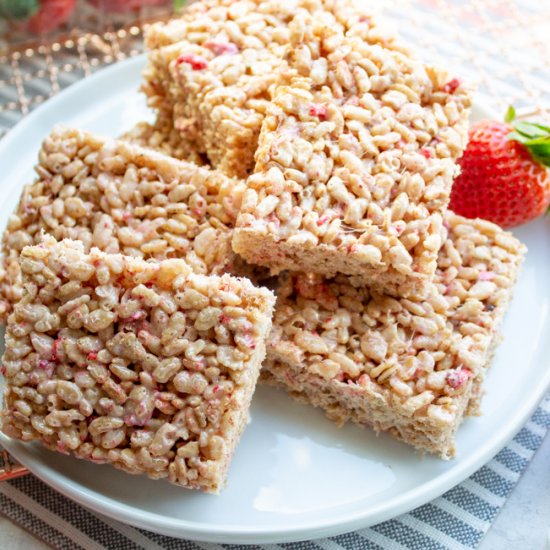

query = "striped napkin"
[{"left": 1, "top": 392, "right": 548, "bottom": 549}]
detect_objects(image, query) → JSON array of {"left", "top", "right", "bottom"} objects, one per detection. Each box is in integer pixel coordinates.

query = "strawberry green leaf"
[
  {"left": 524, "top": 142, "right": 550, "bottom": 165},
  {"left": 514, "top": 121, "right": 550, "bottom": 139},
  {"left": 504, "top": 105, "right": 516, "bottom": 124},
  {"left": 507, "top": 131, "right": 525, "bottom": 143},
  {"left": 527, "top": 122, "right": 550, "bottom": 133},
  {"left": 508, "top": 118, "right": 550, "bottom": 168}
]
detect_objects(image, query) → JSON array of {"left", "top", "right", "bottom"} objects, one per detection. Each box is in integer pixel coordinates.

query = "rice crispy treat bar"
[
  {"left": 142, "top": 0, "right": 406, "bottom": 177},
  {"left": 263, "top": 213, "right": 525, "bottom": 458},
  {"left": 0, "top": 126, "right": 246, "bottom": 320},
  {"left": 1, "top": 238, "right": 275, "bottom": 493},
  {"left": 144, "top": 0, "right": 403, "bottom": 50},
  {"left": 120, "top": 109, "right": 208, "bottom": 166},
  {"left": 142, "top": 0, "right": 297, "bottom": 178},
  {"left": 118, "top": 119, "right": 273, "bottom": 285},
  {"left": 233, "top": 11, "right": 472, "bottom": 295}
]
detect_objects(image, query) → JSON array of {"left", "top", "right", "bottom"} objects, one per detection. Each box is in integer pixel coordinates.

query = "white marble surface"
[
  {"left": 1, "top": 432, "right": 549, "bottom": 549},
  {"left": 479, "top": 431, "right": 550, "bottom": 550}
]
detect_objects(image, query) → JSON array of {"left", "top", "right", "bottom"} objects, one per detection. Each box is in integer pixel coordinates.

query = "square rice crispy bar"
[
  {"left": 1, "top": 237, "right": 275, "bottom": 493},
  {"left": 263, "top": 213, "right": 525, "bottom": 458},
  {"left": 0, "top": 126, "right": 246, "bottom": 320},
  {"left": 118, "top": 119, "right": 273, "bottom": 285},
  {"left": 232, "top": 11, "right": 472, "bottom": 295},
  {"left": 142, "top": 0, "right": 407, "bottom": 177}
]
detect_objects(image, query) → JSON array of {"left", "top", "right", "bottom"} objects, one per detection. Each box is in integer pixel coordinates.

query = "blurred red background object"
[{"left": 0, "top": 0, "right": 176, "bottom": 51}]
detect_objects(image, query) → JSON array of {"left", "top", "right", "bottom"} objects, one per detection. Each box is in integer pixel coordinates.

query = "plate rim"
[{"left": 1, "top": 54, "right": 549, "bottom": 544}]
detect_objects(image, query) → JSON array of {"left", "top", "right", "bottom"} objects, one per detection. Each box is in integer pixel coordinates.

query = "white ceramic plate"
[{"left": 1, "top": 55, "right": 549, "bottom": 544}]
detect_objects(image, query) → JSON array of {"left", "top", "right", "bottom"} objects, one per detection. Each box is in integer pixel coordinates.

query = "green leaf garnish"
[
  {"left": 514, "top": 121, "right": 549, "bottom": 139},
  {"left": 504, "top": 105, "right": 516, "bottom": 124},
  {"left": 506, "top": 106, "right": 550, "bottom": 168}
]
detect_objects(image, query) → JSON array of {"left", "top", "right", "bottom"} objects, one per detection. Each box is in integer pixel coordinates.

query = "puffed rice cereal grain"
[
  {"left": 1, "top": 237, "right": 275, "bottom": 493},
  {"left": 0, "top": 126, "right": 247, "bottom": 320},
  {"left": 263, "top": 212, "right": 525, "bottom": 458},
  {"left": 233, "top": 9, "right": 472, "bottom": 296}
]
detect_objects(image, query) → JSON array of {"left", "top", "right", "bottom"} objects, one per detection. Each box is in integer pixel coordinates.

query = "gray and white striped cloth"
[{"left": 1, "top": 392, "right": 548, "bottom": 550}]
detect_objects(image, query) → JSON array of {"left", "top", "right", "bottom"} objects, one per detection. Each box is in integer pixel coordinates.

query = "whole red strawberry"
[{"left": 450, "top": 107, "right": 550, "bottom": 228}]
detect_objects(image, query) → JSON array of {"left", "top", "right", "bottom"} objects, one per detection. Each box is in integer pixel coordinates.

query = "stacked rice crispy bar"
[
  {"left": 233, "top": 9, "right": 472, "bottom": 295},
  {"left": 264, "top": 213, "right": 525, "bottom": 458},
  {"left": 0, "top": 126, "right": 246, "bottom": 319},
  {"left": 1, "top": 237, "right": 275, "bottom": 492},
  {"left": 142, "top": 0, "right": 407, "bottom": 177}
]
